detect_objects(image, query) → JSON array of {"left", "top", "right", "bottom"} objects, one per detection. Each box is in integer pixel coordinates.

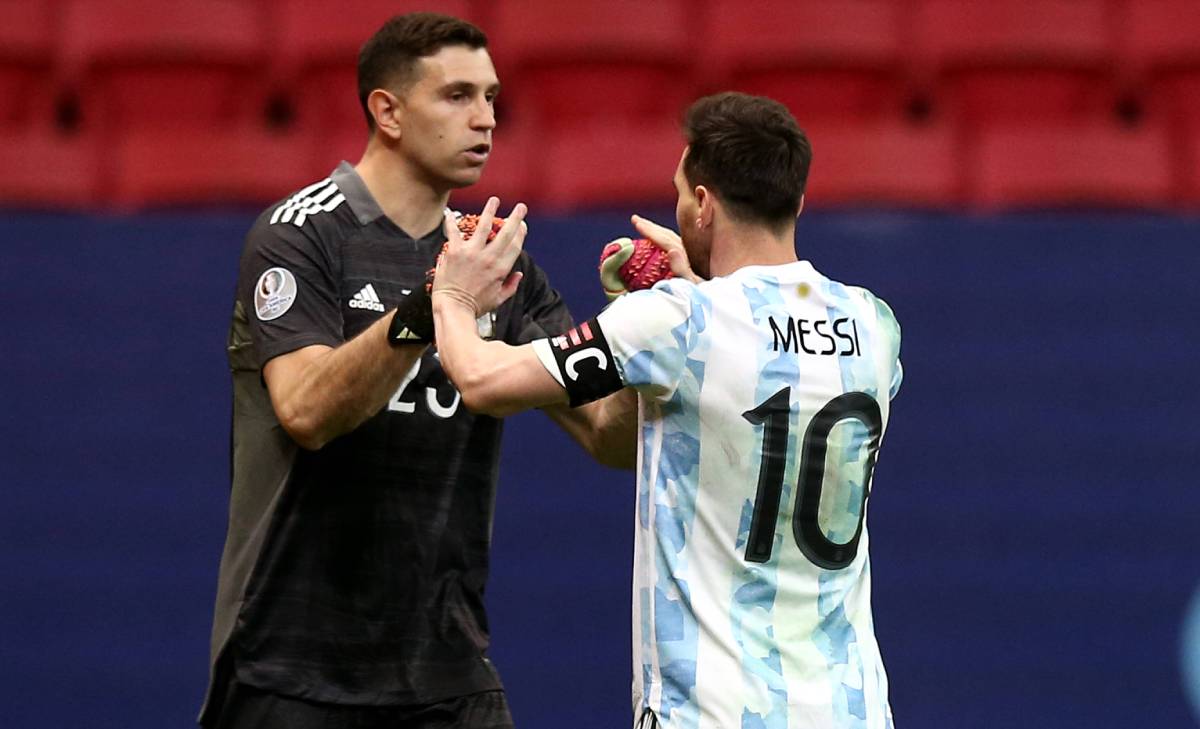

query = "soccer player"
[
  {"left": 432, "top": 92, "right": 903, "bottom": 728},
  {"left": 202, "top": 13, "right": 632, "bottom": 729}
]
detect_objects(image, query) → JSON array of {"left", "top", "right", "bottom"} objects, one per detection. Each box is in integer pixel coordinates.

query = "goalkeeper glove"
[
  {"left": 390, "top": 213, "right": 507, "bottom": 345},
  {"left": 598, "top": 237, "right": 674, "bottom": 301}
]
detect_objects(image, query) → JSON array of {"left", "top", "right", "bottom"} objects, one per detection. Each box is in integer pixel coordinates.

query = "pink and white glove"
[{"left": 598, "top": 237, "right": 674, "bottom": 301}]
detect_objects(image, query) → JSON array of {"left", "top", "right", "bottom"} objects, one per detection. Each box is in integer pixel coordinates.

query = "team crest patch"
[{"left": 254, "top": 267, "right": 298, "bottom": 321}]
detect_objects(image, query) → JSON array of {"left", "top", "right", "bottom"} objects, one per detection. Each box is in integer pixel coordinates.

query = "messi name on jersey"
[{"left": 768, "top": 314, "right": 861, "bottom": 356}]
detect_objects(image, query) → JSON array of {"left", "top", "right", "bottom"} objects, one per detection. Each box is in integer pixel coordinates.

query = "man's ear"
[
  {"left": 366, "top": 89, "right": 403, "bottom": 141},
  {"left": 695, "top": 185, "right": 715, "bottom": 229},
  {"left": 797, "top": 193, "right": 805, "bottom": 219}
]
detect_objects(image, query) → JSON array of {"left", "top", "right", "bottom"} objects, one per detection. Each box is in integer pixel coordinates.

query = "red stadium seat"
[
  {"left": 271, "top": 0, "right": 472, "bottom": 71},
  {"left": 307, "top": 125, "right": 369, "bottom": 181},
  {"left": 1181, "top": 123, "right": 1200, "bottom": 207},
  {"left": 1156, "top": 72, "right": 1200, "bottom": 131},
  {"left": 803, "top": 120, "right": 960, "bottom": 208},
  {"left": 488, "top": 0, "right": 696, "bottom": 129},
  {"left": 268, "top": 0, "right": 474, "bottom": 141},
  {"left": 60, "top": 0, "right": 267, "bottom": 133},
  {"left": 109, "top": 128, "right": 313, "bottom": 209},
  {"left": 1117, "top": 0, "right": 1200, "bottom": 126},
  {"left": 912, "top": 0, "right": 1116, "bottom": 126},
  {"left": 540, "top": 120, "right": 682, "bottom": 211},
  {"left": 970, "top": 123, "right": 1173, "bottom": 209},
  {"left": 1119, "top": 0, "right": 1200, "bottom": 74},
  {"left": 0, "top": 130, "right": 99, "bottom": 208},
  {"left": 0, "top": 0, "right": 56, "bottom": 129},
  {"left": 704, "top": 0, "right": 906, "bottom": 122}
]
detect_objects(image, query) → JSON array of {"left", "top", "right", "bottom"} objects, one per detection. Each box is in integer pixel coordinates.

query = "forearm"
[
  {"left": 268, "top": 311, "right": 426, "bottom": 449},
  {"left": 543, "top": 388, "right": 639, "bottom": 470},
  {"left": 591, "top": 388, "right": 639, "bottom": 467},
  {"left": 433, "top": 296, "right": 566, "bottom": 416}
]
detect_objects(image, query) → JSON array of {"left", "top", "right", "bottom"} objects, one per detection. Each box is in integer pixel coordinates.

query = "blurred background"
[{"left": 2, "top": 1, "right": 1199, "bottom": 728}]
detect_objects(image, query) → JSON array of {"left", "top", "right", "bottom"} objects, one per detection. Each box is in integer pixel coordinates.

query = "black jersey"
[{"left": 203, "top": 163, "right": 572, "bottom": 715}]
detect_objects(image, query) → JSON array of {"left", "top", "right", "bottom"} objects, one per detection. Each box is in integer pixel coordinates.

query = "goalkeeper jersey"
[
  {"left": 204, "top": 162, "right": 573, "bottom": 721},
  {"left": 597, "top": 261, "right": 902, "bottom": 729}
]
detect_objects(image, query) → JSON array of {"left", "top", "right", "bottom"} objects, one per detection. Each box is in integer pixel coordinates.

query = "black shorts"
[{"left": 203, "top": 676, "right": 514, "bottom": 729}]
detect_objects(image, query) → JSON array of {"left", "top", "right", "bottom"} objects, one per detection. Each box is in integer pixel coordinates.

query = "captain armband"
[{"left": 535, "top": 319, "right": 625, "bottom": 407}]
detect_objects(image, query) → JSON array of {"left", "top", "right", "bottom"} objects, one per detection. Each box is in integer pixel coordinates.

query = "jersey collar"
[
  {"left": 328, "top": 161, "right": 452, "bottom": 244},
  {"left": 330, "top": 161, "right": 387, "bottom": 227}
]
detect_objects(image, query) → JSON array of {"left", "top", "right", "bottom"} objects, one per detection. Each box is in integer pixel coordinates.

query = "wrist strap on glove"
[{"left": 388, "top": 287, "right": 434, "bottom": 345}]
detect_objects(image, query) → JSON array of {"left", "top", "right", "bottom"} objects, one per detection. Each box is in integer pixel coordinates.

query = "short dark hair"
[
  {"left": 682, "top": 92, "right": 812, "bottom": 229},
  {"left": 357, "top": 13, "right": 488, "bottom": 129}
]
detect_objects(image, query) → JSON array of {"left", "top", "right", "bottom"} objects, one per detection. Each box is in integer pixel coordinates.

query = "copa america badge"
[{"left": 254, "top": 267, "right": 298, "bottom": 321}]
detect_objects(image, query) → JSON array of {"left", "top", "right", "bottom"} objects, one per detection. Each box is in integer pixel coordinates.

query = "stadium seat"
[
  {"left": 109, "top": 128, "right": 313, "bottom": 209},
  {"left": 539, "top": 121, "right": 682, "bottom": 211},
  {"left": 703, "top": 0, "right": 906, "bottom": 123},
  {"left": 0, "top": 130, "right": 99, "bottom": 208},
  {"left": 59, "top": 0, "right": 267, "bottom": 133},
  {"left": 307, "top": 125, "right": 369, "bottom": 181},
  {"left": 803, "top": 120, "right": 960, "bottom": 208},
  {"left": 911, "top": 0, "right": 1116, "bottom": 126},
  {"left": 267, "top": 0, "right": 474, "bottom": 141},
  {"left": 1156, "top": 72, "right": 1200, "bottom": 130},
  {"left": 970, "top": 123, "right": 1173, "bottom": 209},
  {"left": 488, "top": 0, "right": 696, "bottom": 129},
  {"left": 1181, "top": 123, "right": 1200, "bottom": 207},
  {"left": 0, "top": 0, "right": 57, "bottom": 129},
  {"left": 1118, "top": 0, "right": 1200, "bottom": 75},
  {"left": 1117, "top": 0, "right": 1200, "bottom": 126}
]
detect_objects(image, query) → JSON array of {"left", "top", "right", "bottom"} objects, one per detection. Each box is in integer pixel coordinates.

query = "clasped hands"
[
  {"left": 432, "top": 196, "right": 527, "bottom": 317},
  {"left": 432, "top": 198, "right": 702, "bottom": 318}
]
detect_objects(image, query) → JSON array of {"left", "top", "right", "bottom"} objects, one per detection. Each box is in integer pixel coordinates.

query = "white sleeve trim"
[{"left": 531, "top": 338, "right": 565, "bottom": 387}]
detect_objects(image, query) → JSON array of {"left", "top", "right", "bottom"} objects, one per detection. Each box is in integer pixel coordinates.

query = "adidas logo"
[
  {"left": 391, "top": 325, "right": 423, "bottom": 341},
  {"left": 349, "top": 283, "right": 385, "bottom": 312}
]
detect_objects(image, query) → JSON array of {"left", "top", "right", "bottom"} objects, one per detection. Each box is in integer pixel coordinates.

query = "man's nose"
[{"left": 472, "top": 98, "right": 496, "bottom": 130}]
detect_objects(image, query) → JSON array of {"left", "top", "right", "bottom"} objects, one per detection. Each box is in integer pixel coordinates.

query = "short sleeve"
[
  {"left": 596, "top": 279, "right": 695, "bottom": 401},
  {"left": 871, "top": 294, "right": 903, "bottom": 401},
  {"left": 889, "top": 359, "right": 903, "bottom": 400},
  {"left": 239, "top": 218, "right": 343, "bottom": 368}
]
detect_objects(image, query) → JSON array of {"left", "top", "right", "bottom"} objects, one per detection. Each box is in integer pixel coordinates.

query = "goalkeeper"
[
  {"left": 203, "top": 12, "right": 642, "bottom": 729},
  {"left": 432, "top": 92, "right": 904, "bottom": 729}
]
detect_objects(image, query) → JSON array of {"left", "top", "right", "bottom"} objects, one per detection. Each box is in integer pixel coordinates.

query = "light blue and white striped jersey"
[{"left": 596, "top": 260, "right": 902, "bottom": 729}]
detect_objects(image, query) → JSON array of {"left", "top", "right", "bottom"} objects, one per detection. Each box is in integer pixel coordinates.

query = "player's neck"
[
  {"left": 709, "top": 223, "right": 798, "bottom": 277},
  {"left": 355, "top": 142, "right": 451, "bottom": 238}
]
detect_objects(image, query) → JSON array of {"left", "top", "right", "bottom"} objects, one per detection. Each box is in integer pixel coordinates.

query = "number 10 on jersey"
[{"left": 741, "top": 388, "right": 883, "bottom": 570}]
